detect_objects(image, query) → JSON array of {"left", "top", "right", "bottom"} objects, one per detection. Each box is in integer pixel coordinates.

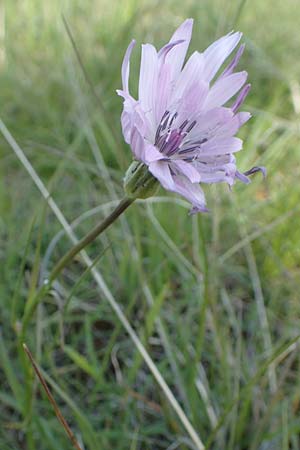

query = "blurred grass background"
[{"left": 1, "top": 0, "right": 300, "bottom": 449}]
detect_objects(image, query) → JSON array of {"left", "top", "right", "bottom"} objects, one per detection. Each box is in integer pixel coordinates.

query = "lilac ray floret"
[
  {"left": 220, "top": 44, "right": 245, "bottom": 79},
  {"left": 118, "top": 19, "right": 265, "bottom": 213},
  {"left": 232, "top": 83, "right": 251, "bottom": 113}
]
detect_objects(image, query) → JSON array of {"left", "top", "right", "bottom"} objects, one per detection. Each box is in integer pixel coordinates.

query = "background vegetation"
[{"left": 1, "top": 0, "right": 300, "bottom": 449}]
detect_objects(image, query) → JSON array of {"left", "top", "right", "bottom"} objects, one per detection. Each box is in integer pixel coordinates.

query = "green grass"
[{"left": 1, "top": 0, "right": 300, "bottom": 449}]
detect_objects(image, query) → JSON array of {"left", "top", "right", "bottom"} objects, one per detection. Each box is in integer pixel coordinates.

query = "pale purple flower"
[{"left": 118, "top": 19, "right": 264, "bottom": 213}]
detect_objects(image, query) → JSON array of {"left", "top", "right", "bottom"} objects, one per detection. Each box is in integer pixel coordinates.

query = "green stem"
[
  {"left": 49, "top": 197, "right": 133, "bottom": 281},
  {"left": 21, "top": 197, "right": 134, "bottom": 336}
]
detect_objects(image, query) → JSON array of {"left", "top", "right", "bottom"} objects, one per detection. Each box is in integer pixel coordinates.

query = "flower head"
[{"left": 118, "top": 19, "right": 264, "bottom": 213}]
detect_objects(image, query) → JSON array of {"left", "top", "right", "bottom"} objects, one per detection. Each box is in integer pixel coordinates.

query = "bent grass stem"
[{"left": 23, "top": 344, "right": 83, "bottom": 450}]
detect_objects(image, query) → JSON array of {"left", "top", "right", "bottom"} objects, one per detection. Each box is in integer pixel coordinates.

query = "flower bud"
[{"left": 124, "top": 161, "right": 159, "bottom": 199}]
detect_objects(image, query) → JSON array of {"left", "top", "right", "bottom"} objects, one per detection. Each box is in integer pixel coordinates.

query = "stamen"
[
  {"left": 159, "top": 130, "right": 172, "bottom": 153},
  {"left": 160, "top": 110, "right": 171, "bottom": 131},
  {"left": 184, "top": 156, "right": 198, "bottom": 162},
  {"left": 179, "top": 119, "right": 189, "bottom": 130},
  {"left": 161, "top": 110, "right": 170, "bottom": 121},
  {"left": 155, "top": 110, "right": 170, "bottom": 144},
  {"left": 178, "top": 138, "right": 207, "bottom": 155},
  {"left": 168, "top": 112, "right": 178, "bottom": 129},
  {"left": 192, "top": 138, "right": 208, "bottom": 145},
  {"left": 186, "top": 120, "right": 197, "bottom": 132},
  {"left": 178, "top": 146, "right": 199, "bottom": 155},
  {"left": 155, "top": 126, "right": 162, "bottom": 144}
]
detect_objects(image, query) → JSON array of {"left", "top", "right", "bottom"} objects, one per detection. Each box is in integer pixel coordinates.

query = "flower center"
[{"left": 154, "top": 111, "right": 197, "bottom": 157}]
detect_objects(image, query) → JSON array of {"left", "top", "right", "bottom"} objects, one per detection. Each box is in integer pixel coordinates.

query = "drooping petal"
[
  {"left": 117, "top": 95, "right": 151, "bottom": 145},
  {"left": 130, "top": 129, "right": 165, "bottom": 164},
  {"left": 173, "top": 175, "right": 207, "bottom": 213},
  {"left": 117, "top": 95, "right": 138, "bottom": 144},
  {"left": 120, "top": 108, "right": 134, "bottom": 144},
  {"left": 203, "top": 31, "right": 242, "bottom": 81},
  {"left": 149, "top": 162, "right": 207, "bottom": 213},
  {"left": 172, "top": 160, "right": 201, "bottom": 183},
  {"left": 144, "top": 142, "right": 165, "bottom": 163},
  {"left": 148, "top": 160, "right": 175, "bottom": 190},
  {"left": 204, "top": 71, "right": 247, "bottom": 109},
  {"left": 130, "top": 126, "right": 146, "bottom": 161},
  {"left": 121, "top": 40, "right": 136, "bottom": 94}
]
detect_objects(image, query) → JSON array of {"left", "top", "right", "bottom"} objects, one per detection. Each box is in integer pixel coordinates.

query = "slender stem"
[
  {"left": 21, "top": 197, "right": 134, "bottom": 335},
  {"left": 49, "top": 197, "right": 133, "bottom": 281}
]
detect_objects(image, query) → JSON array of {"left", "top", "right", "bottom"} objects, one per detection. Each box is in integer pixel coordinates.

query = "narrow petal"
[
  {"left": 185, "top": 107, "right": 233, "bottom": 142},
  {"left": 169, "top": 18, "right": 193, "bottom": 46},
  {"left": 121, "top": 40, "right": 136, "bottom": 93},
  {"left": 164, "top": 19, "right": 194, "bottom": 82},
  {"left": 215, "top": 111, "right": 251, "bottom": 137},
  {"left": 155, "top": 62, "right": 172, "bottom": 124},
  {"left": 200, "top": 137, "right": 243, "bottom": 155},
  {"left": 197, "top": 171, "right": 234, "bottom": 184},
  {"left": 203, "top": 31, "right": 242, "bottom": 81},
  {"left": 204, "top": 71, "right": 248, "bottom": 109},
  {"left": 192, "top": 157, "right": 237, "bottom": 185},
  {"left": 231, "top": 83, "right": 251, "bottom": 113},
  {"left": 172, "top": 160, "right": 201, "bottom": 183},
  {"left": 138, "top": 44, "right": 159, "bottom": 129},
  {"left": 219, "top": 44, "right": 245, "bottom": 79},
  {"left": 196, "top": 153, "right": 235, "bottom": 166},
  {"left": 158, "top": 40, "right": 185, "bottom": 63},
  {"left": 175, "top": 79, "right": 209, "bottom": 123},
  {"left": 172, "top": 51, "right": 205, "bottom": 104}
]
